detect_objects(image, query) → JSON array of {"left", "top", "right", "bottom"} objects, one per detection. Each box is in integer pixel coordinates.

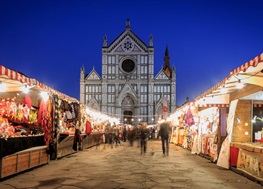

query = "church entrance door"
[{"left": 123, "top": 111, "right": 132, "bottom": 125}]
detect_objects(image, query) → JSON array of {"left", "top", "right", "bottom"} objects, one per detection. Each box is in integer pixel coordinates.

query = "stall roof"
[
  {"left": 0, "top": 65, "right": 79, "bottom": 103},
  {"left": 194, "top": 53, "right": 263, "bottom": 105}
]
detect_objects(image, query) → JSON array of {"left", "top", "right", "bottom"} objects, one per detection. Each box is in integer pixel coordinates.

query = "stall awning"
[
  {"left": 197, "top": 104, "right": 229, "bottom": 108},
  {"left": 0, "top": 65, "right": 79, "bottom": 103},
  {"left": 0, "top": 65, "right": 35, "bottom": 86},
  {"left": 230, "top": 54, "right": 263, "bottom": 75},
  {"left": 194, "top": 53, "right": 263, "bottom": 105}
]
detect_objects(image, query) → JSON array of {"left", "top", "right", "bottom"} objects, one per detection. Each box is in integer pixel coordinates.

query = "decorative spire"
[
  {"left": 80, "top": 65, "right": 85, "bottom": 79},
  {"left": 126, "top": 18, "right": 130, "bottom": 30},
  {"left": 149, "top": 34, "right": 153, "bottom": 46},
  {"left": 81, "top": 64, "right": 85, "bottom": 71},
  {"left": 165, "top": 45, "right": 169, "bottom": 56},
  {"left": 163, "top": 45, "right": 172, "bottom": 78},
  {"left": 103, "top": 35, "right": 107, "bottom": 47}
]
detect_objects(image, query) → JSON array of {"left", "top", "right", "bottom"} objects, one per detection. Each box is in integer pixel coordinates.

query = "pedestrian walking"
[
  {"left": 134, "top": 125, "right": 141, "bottom": 148},
  {"left": 159, "top": 121, "right": 172, "bottom": 156},
  {"left": 127, "top": 127, "right": 135, "bottom": 147},
  {"left": 140, "top": 122, "right": 150, "bottom": 154},
  {"left": 123, "top": 125, "right": 127, "bottom": 142},
  {"left": 108, "top": 126, "right": 114, "bottom": 148},
  {"left": 72, "top": 121, "right": 82, "bottom": 151},
  {"left": 152, "top": 127, "right": 155, "bottom": 140},
  {"left": 114, "top": 126, "right": 121, "bottom": 146},
  {"left": 104, "top": 123, "right": 110, "bottom": 144}
]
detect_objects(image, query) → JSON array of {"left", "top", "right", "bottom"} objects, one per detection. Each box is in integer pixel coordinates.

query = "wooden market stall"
[
  {"left": 168, "top": 53, "right": 263, "bottom": 183},
  {"left": 55, "top": 105, "right": 117, "bottom": 159},
  {"left": 0, "top": 65, "right": 120, "bottom": 178},
  {"left": 0, "top": 65, "right": 81, "bottom": 177},
  {"left": 188, "top": 53, "right": 263, "bottom": 182},
  {"left": 169, "top": 102, "right": 228, "bottom": 162},
  {"left": 0, "top": 65, "right": 51, "bottom": 178}
]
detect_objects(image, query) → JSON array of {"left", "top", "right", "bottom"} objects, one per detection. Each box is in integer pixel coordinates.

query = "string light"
[
  {"left": 40, "top": 91, "right": 49, "bottom": 102},
  {"left": 220, "top": 85, "right": 227, "bottom": 94},
  {"left": 0, "top": 81, "right": 6, "bottom": 92},
  {"left": 236, "top": 79, "right": 244, "bottom": 89},
  {"left": 22, "top": 85, "right": 29, "bottom": 94}
]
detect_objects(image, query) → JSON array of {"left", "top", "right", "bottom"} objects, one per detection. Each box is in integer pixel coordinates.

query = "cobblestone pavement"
[{"left": 0, "top": 140, "right": 263, "bottom": 189}]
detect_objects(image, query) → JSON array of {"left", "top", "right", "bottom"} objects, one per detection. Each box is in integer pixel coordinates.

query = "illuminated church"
[{"left": 80, "top": 20, "right": 176, "bottom": 125}]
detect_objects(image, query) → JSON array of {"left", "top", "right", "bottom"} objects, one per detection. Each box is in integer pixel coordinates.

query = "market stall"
[
  {"left": 81, "top": 107, "right": 119, "bottom": 148},
  {"left": 185, "top": 53, "right": 263, "bottom": 182},
  {"left": 0, "top": 65, "right": 81, "bottom": 177},
  {"left": 169, "top": 101, "right": 228, "bottom": 162},
  {"left": 0, "top": 65, "right": 51, "bottom": 178}
]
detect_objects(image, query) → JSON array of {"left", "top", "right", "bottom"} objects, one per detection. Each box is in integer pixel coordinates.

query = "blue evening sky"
[{"left": 0, "top": 0, "right": 263, "bottom": 106}]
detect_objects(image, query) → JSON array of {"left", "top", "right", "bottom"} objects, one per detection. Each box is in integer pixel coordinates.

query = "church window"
[
  {"left": 108, "top": 94, "right": 115, "bottom": 103},
  {"left": 107, "top": 85, "right": 115, "bottom": 103},
  {"left": 140, "top": 94, "right": 147, "bottom": 103},
  {"left": 140, "top": 85, "right": 147, "bottom": 93},
  {"left": 108, "top": 66, "right": 115, "bottom": 74},
  {"left": 141, "top": 65, "right": 148, "bottom": 74},
  {"left": 107, "top": 106, "right": 114, "bottom": 115},
  {"left": 140, "top": 56, "right": 148, "bottom": 64},
  {"left": 108, "top": 56, "right": 115, "bottom": 64},
  {"left": 140, "top": 107, "right": 148, "bottom": 121},
  {"left": 121, "top": 59, "right": 135, "bottom": 73},
  {"left": 108, "top": 85, "right": 115, "bottom": 93}
]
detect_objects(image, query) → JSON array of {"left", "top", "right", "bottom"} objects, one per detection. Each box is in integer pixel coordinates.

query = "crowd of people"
[{"left": 103, "top": 121, "right": 172, "bottom": 156}]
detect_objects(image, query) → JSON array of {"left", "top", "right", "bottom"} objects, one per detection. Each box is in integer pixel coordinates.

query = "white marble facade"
[{"left": 80, "top": 20, "right": 176, "bottom": 125}]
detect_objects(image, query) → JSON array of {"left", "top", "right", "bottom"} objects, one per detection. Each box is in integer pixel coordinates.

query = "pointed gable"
[
  {"left": 119, "top": 83, "right": 137, "bottom": 97},
  {"left": 85, "top": 69, "right": 101, "bottom": 80},
  {"left": 106, "top": 20, "right": 149, "bottom": 54},
  {"left": 154, "top": 69, "right": 170, "bottom": 80}
]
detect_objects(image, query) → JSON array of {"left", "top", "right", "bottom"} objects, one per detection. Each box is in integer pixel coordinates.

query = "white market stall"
[{"left": 191, "top": 53, "right": 263, "bottom": 181}]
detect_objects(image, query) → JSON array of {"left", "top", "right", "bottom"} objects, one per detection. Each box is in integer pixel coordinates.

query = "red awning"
[
  {"left": 230, "top": 54, "right": 263, "bottom": 75},
  {"left": 197, "top": 104, "right": 229, "bottom": 108},
  {"left": 0, "top": 65, "right": 78, "bottom": 103},
  {"left": 0, "top": 65, "right": 34, "bottom": 85},
  {"left": 195, "top": 53, "right": 263, "bottom": 103}
]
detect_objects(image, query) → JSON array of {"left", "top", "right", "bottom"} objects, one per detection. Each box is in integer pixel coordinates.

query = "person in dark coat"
[
  {"left": 159, "top": 121, "right": 172, "bottom": 156},
  {"left": 127, "top": 127, "right": 135, "bottom": 147},
  {"left": 73, "top": 121, "right": 82, "bottom": 151},
  {"left": 123, "top": 125, "right": 127, "bottom": 142},
  {"left": 140, "top": 122, "right": 150, "bottom": 154}
]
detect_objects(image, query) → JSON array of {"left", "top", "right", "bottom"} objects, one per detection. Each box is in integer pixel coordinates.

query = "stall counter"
[
  {"left": 231, "top": 142, "right": 263, "bottom": 181},
  {"left": 56, "top": 132, "right": 104, "bottom": 159}
]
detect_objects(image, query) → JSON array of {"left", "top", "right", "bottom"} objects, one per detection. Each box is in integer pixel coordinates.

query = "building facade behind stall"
[{"left": 80, "top": 20, "right": 176, "bottom": 125}]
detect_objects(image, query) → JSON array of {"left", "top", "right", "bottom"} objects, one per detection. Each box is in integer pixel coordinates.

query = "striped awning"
[
  {"left": 230, "top": 53, "right": 263, "bottom": 75},
  {"left": 0, "top": 65, "right": 79, "bottom": 103},
  {"left": 0, "top": 65, "right": 35, "bottom": 85},
  {"left": 197, "top": 104, "right": 229, "bottom": 108},
  {"left": 195, "top": 53, "right": 263, "bottom": 103}
]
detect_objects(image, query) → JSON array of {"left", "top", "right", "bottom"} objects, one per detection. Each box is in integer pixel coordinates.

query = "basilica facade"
[{"left": 80, "top": 20, "right": 176, "bottom": 125}]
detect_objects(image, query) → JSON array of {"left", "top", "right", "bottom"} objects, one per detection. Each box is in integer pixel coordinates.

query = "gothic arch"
[
  {"left": 117, "top": 92, "right": 137, "bottom": 107},
  {"left": 121, "top": 95, "right": 135, "bottom": 110}
]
